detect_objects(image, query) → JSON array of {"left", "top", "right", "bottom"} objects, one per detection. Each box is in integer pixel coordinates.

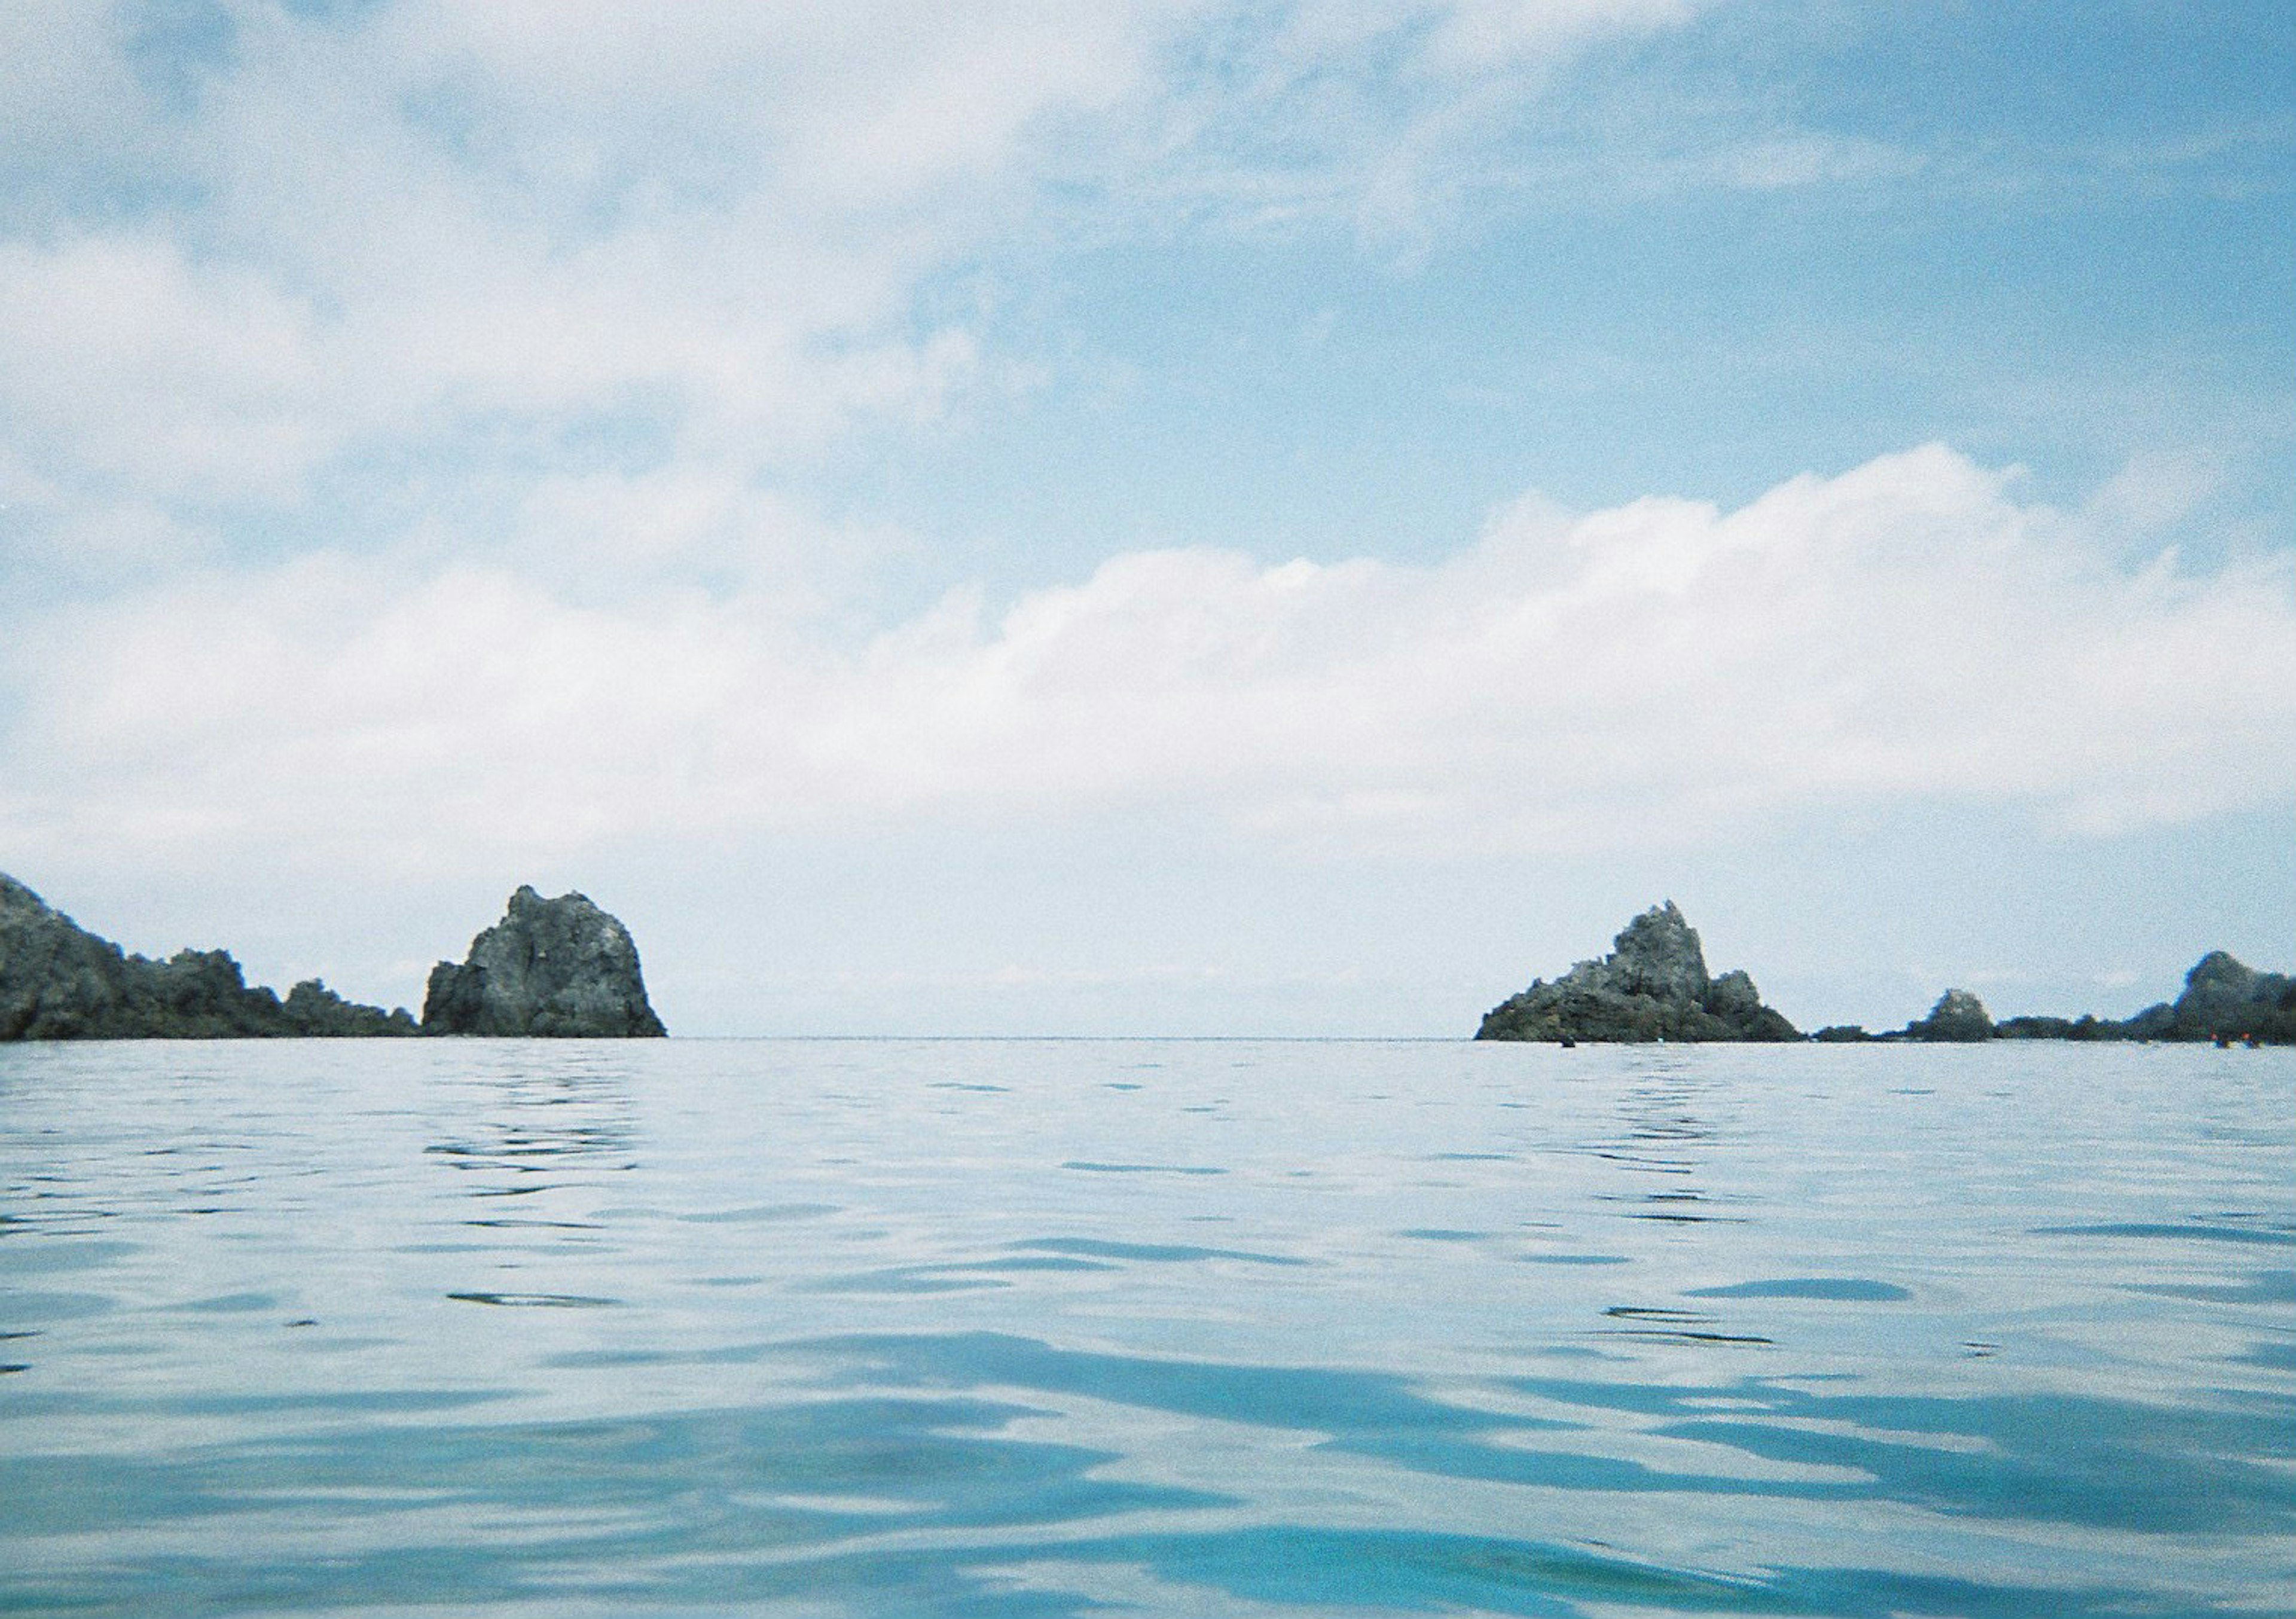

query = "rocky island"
[
  {"left": 423, "top": 885, "right": 666, "bottom": 1037},
  {"left": 1803, "top": 953, "right": 2293, "bottom": 1046},
  {"left": 0, "top": 873, "right": 663, "bottom": 1040},
  {"left": 1478, "top": 902, "right": 2293, "bottom": 1045},
  {"left": 1476, "top": 902, "right": 1800, "bottom": 1043}
]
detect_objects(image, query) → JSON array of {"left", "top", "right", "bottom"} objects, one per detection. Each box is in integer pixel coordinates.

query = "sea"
[{"left": 2, "top": 1038, "right": 2291, "bottom": 1617}]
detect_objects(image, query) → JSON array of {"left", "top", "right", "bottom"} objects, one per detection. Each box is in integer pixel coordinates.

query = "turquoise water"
[{"left": 2, "top": 1038, "right": 2291, "bottom": 1616}]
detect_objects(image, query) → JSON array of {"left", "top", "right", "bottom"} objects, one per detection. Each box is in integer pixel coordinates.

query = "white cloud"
[
  {"left": 0, "top": 236, "right": 332, "bottom": 503},
  {"left": 0, "top": 0, "right": 1744, "bottom": 540},
  {"left": 9, "top": 446, "right": 2291, "bottom": 880},
  {"left": 0, "top": 0, "right": 1220, "bottom": 537}
]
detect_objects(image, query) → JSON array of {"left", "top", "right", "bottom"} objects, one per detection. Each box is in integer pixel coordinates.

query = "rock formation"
[
  {"left": 1974, "top": 952, "right": 2292, "bottom": 1044},
  {"left": 1476, "top": 902, "right": 1800, "bottom": 1043},
  {"left": 1903, "top": 988, "right": 1995, "bottom": 1042},
  {"left": 3, "top": 872, "right": 664, "bottom": 1041},
  {"left": 2116, "top": 952, "right": 2295, "bottom": 1044},
  {"left": 1, "top": 873, "right": 416, "bottom": 1039},
  {"left": 422, "top": 886, "right": 665, "bottom": 1037}
]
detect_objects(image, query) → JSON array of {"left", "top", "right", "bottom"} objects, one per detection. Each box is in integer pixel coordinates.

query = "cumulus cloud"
[
  {"left": 5, "top": 5, "right": 2283, "bottom": 915},
  {"left": 8, "top": 447, "right": 2290, "bottom": 879}
]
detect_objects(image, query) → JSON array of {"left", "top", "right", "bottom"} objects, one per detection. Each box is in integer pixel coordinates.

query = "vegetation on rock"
[
  {"left": 1904, "top": 988, "right": 1995, "bottom": 1043},
  {"left": 1, "top": 875, "right": 416, "bottom": 1040}
]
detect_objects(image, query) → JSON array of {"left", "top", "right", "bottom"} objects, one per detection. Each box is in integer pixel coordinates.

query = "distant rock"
[
  {"left": 1, "top": 873, "right": 416, "bottom": 1040},
  {"left": 1978, "top": 951, "right": 2293, "bottom": 1045},
  {"left": 283, "top": 979, "right": 420, "bottom": 1037},
  {"left": 1476, "top": 902, "right": 1800, "bottom": 1043},
  {"left": 1903, "top": 988, "right": 1994, "bottom": 1042},
  {"left": 3, "top": 872, "right": 661, "bottom": 1042},
  {"left": 1993, "top": 1013, "right": 2129, "bottom": 1041},
  {"left": 2117, "top": 951, "right": 2296, "bottom": 1044},
  {"left": 422, "top": 887, "right": 665, "bottom": 1038}
]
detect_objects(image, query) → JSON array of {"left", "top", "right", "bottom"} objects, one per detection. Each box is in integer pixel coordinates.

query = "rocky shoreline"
[
  {"left": 1479, "top": 902, "right": 2295, "bottom": 1046},
  {"left": 1, "top": 875, "right": 663, "bottom": 1040}
]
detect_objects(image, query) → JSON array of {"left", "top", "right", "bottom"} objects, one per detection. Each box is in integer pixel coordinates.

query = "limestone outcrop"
[
  {"left": 1476, "top": 902, "right": 1800, "bottom": 1043},
  {"left": 1, "top": 873, "right": 416, "bottom": 1039},
  {"left": 422, "top": 887, "right": 665, "bottom": 1038}
]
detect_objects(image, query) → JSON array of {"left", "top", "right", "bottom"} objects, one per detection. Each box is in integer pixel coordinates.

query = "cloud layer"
[
  {"left": 2, "top": 2, "right": 2289, "bottom": 1034},
  {"left": 10, "top": 445, "right": 2289, "bottom": 881},
  {"left": 0, "top": 1, "right": 1727, "bottom": 576}
]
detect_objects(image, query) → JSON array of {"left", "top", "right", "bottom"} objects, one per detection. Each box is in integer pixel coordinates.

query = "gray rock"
[
  {"left": 1904, "top": 988, "right": 1994, "bottom": 1042},
  {"left": 422, "top": 887, "right": 666, "bottom": 1037},
  {"left": 1, "top": 872, "right": 415, "bottom": 1039},
  {"left": 1476, "top": 902, "right": 1799, "bottom": 1043},
  {"left": 1603, "top": 902, "right": 1712, "bottom": 1003}
]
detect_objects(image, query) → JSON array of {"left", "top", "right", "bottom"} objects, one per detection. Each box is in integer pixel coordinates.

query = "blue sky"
[{"left": 2, "top": 1, "right": 2291, "bottom": 1034}]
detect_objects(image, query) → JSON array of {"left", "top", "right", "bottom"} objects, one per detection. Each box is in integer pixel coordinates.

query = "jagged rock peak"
[
  {"left": 422, "top": 886, "right": 666, "bottom": 1038},
  {"left": 1601, "top": 901, "right": 1711, "bottom": 1002},
  {"left": 1476, "top": 902, "right": 1798, "bottom": 1043}
]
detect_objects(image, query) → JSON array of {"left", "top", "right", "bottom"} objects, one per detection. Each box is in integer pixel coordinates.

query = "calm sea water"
[{"left": 2, "top": 1038, "right": 2291, "bottom": 1617}]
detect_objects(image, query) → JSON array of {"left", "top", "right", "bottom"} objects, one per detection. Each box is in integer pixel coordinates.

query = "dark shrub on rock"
[
  {"left": 1904, "top": 989, "right": 1994, "bottom": 1042},
  {"left": 1, "top": 873, "right": 414, "bottom": 1040}
]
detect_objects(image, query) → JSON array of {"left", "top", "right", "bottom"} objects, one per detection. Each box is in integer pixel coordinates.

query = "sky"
[{"left": 2, "top": 0, "right": 2291, "bottom": 1036}]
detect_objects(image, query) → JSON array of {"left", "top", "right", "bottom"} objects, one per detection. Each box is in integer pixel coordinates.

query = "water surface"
[{"left": 3, "top": 1039, "right": 2291, "bottom": 1615}]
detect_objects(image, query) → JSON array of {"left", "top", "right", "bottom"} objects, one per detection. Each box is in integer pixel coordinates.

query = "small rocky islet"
[
  {"left": 1479, "top": 901, "right": 2294, "bottom": 1046},
  {"left": 0, "top": 874, "right": 662, "bottom": 1040},
  {"left": 4, "top": 872, "right": 2287, "bottom": 1044},
  {"left": 1475, "top": 901, "right": 1799, "bottom": 1044}
]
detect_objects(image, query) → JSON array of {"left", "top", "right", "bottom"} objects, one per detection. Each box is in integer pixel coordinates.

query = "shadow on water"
[
  {"left": 1576, "top": 1059, "right": 1769, "bottom": 1341},
  {"left": 423, "top": 1050, "right": 642, "bottom": 1192},
  {"left": 1580, "top": 1059, "right": 1741, "bottom": 1227}
]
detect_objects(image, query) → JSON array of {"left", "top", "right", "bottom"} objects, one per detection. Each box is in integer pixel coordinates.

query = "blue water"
[{"left": 2, "top": 1039, "right": 2291, "bottom": 1616}]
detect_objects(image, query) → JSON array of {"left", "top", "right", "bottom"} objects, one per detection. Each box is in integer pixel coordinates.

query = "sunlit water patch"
[{"left": 2, "top": 1039, "right": 2291, "bottom": 1615}]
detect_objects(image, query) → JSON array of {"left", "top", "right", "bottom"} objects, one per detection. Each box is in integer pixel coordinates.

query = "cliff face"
[
  {"left": 0, "top": 875, "right": 416, "bottom": 1039},
  {"left": 1476, "top": 902, "right": 1800, "bottom": 1043},
  {"left": 422, "top": 887, "right": 666, "bottom": 1038}
]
